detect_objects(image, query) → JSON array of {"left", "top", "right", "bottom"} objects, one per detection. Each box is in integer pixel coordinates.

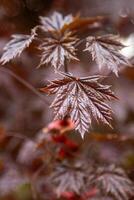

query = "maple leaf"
[
  {"left": 41, "top": 72, "right": 116, "bottom": 138},
  {"left": 40, "top": 11, "right": 105, "bottom": 35},
  {"left": 40, "top": 11, "right": 73, "bottom": 32},
  {"left": 38, "top": 32, "right": 79, "bottom": 70},
  {"left": 84, "top": 34, "right": 131, "bottom": 76},
  {"left": 50, "top": 163, "right": 86, "bottom": 197},
  {"left": 89, "top": 165, "right": 134, "bottom": 200},
  {"left": 0, "top": 27, "right": 37, "bottom": 65}
]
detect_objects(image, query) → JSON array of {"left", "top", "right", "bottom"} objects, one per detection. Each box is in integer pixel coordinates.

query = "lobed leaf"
[
  {"left": 89, "top": 165, "right": 134, "bottom": 200},
  {"left": 84, "top": 35, "right": 131, "bottom": 76},
  {"left": 41, "top": 73, "right": 116, "bottom": 138},
  {"left": 0, "top": 27, "right": 37, "bottom": 65},
  {"left": 51, "top": 164, "right": 86, "bottom": 197},
  {"left": 40, "top": 11, "right": 73, "bottom": 32},
  {"left": 40, "top": 11, "right": 105, "bottom": 36},
  {"left": 38, "top": 32, "right": 79, "bottom": 70}
]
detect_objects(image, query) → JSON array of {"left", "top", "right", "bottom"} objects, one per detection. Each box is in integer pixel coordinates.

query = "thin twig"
[
  {"left": 0, "top": 67, "right": 49, "bottom": 105},
  {"left": 64, "top": 58, "right": 68, "bottom": 73},
  {"left": 6, "top": 131, "right": 33, "bottom": 141},
  {"left": 75, "top": 38, "right": 86, "bottom": 47}
]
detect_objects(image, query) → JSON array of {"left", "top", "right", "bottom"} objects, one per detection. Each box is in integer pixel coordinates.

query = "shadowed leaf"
[
  {"left": 89, "top": 165, "right": 134, "bottom": 200},
  {"left": 38, "top": 32, "right": 79, "bottom": 70},
  {"left": 51, "top": 163, "right": 86, "bottom": 197}
]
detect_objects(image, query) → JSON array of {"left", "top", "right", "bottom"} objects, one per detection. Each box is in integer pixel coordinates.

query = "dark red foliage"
[{"left": 0, "top": 2, "right": 134, "bottom": 200}]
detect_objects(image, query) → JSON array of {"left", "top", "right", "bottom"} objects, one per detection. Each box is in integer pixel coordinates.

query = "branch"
[{"left": 0, "top": 67, "right": 49, "bottom": 105}]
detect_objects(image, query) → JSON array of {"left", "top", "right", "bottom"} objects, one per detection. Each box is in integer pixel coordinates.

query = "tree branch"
[{"left": 0, "top": 67, "right": 49, "bottom": 105}]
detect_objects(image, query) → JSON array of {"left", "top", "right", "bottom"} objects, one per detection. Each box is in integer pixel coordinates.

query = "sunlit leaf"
[
  {"left": 84, "top": 34, "right": 131, "bottom": 76},
  {"left": 0, "top": 27, "right": 37, "bottom": 64},
  {"left": 40, "top": 12, "right": 73, "bottom": 32},
  {"left": 41, "top": 72, "right": 116, "bottom": 138}
]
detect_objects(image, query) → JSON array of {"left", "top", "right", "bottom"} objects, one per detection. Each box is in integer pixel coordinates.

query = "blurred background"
[{"left": 0, "top": 0, "right": 134, "bottom": 200}]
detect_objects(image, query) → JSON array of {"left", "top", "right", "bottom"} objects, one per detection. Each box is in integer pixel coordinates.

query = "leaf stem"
[
  {"left": 75, "top": 38, "right": 85, "bottom": 47},
  {"left": 64, "top": 58, "right": 69, "bottom": 73}
]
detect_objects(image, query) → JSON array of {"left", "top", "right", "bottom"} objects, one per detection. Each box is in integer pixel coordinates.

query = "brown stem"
[
  {"left": 0, "top": 67, "right": 49, "bottom": 105},
  {"left": 64, "top": 58, "right": 68, "bottom": 73},
  {"left": 6, "top": 130, "right": 33, "bottom": 141},
  {"left": 75, "top": 38, "right": 85, "bottom": 47}
]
